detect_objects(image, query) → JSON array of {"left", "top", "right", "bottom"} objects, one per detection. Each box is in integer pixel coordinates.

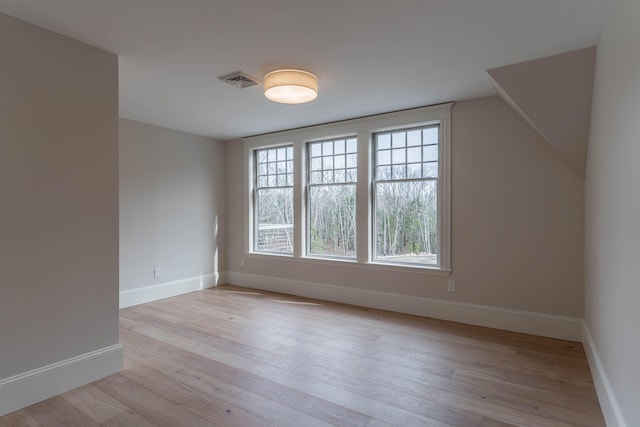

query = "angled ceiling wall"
[{"left": 488, "top": 47, "right": 596, "bottom": 176}]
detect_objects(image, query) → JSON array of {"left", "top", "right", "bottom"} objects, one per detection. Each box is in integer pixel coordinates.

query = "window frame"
[
  {"left": 243, "top": 103, "right": 452, "bottom": 274},
  {"left": 306, "top": 136, "right": 359, "bottom": 260},
  {"left": 252, "top": 145, "right": 295, "bottom": 255},
  {"left": 372, "top": 125, "right": 441, "bottom": 268}
]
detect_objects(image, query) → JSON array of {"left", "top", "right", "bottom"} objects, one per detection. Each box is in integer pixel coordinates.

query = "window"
[
  {"left": 254, "top": 146, "right": 294, "bottom": 254},
  {"left": 244, "top": 103, "right": 451, "bottom": 273},
  {"left": 307, "top": 137, "right": 358, "bottom": 258},
  {"left": 373, "top": 126, "right": 439, "bottom": 266}
]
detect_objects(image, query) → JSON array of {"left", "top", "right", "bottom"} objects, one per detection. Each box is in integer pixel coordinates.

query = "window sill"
[{"left": 244, "top": 252, "right": 451, "bottom": 276}]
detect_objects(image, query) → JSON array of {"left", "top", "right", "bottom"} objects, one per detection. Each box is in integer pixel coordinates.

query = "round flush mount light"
[{"left": 263, "top": 69, "right": 318, "bottom": 104}]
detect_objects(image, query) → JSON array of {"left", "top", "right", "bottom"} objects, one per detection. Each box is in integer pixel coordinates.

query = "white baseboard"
[
  {"left": 583, "top": 324, "right": 628, "bottom": 427},
  {"left": 120, "top": 273, "right": 218, "bottom": 309},
  {"left": 0, "top": 344, "right": 123, "bottom": 417},
  {"left": 223, "top": 271, "right": 583, "bottom": 342}
]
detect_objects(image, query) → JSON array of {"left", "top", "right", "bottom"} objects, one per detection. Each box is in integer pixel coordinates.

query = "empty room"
[{"left": 0, "top": 1, "right": 638, "bottom": 426}]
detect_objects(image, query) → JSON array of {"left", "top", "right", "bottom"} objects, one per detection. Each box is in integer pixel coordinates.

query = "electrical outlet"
[
  {"left": 154, "top": 267, "right": 162, "bottom": 278},
  {"left": 447, "top": 280, "right": 456, "bottom": 292}
]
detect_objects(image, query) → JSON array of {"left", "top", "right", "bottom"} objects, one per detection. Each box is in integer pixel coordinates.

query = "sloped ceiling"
[
  {"left": 488, "top": 47, "right": 596, "bottom": 175},
  {"left": 0, "top": 0, "right": 612, "bottom": 140}
]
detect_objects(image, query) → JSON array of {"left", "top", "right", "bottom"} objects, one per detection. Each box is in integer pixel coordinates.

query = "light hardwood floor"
[{"left": 1, "top": 285, "right": 605, "bottom": 426}]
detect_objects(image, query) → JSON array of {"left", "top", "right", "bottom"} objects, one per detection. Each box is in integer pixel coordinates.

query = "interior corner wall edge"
[
  {"left": 584, "top": 0, "right": 640, "bottom": 426},
  {"left": 0, "top": 11, "right": 120, "bottom": 413}
]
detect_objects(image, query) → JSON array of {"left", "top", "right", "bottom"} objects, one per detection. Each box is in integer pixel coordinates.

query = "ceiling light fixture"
[{"left": 263, "top": 69, "right": 318, "bottom": 104}]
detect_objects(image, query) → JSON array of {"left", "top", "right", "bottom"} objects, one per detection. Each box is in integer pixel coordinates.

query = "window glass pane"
[
  {"left": 392, "top": 165, "right": 406, "bottom": 179},
  {"left": 407, "top": 130, "right": 421, "bottom": 146},
  {"left": 268, "top": 175, "right": 276, "bottom": 187},
  {"left": 287, "top": 160, "right": 293, "bottom": 173},
  {"left": 311, "top": 157, "right": 322, "bottom": 171},
  {"left": 423, "top": 162, "right": 438, "bottom": 178},
  {"left": 277, "top": 161, "right": 286, "bottom": 174},
  {"left": 392, "top": 148, "right": 406, "bottom": 164},
  {"left": 323, "top": 141, "right": 333, "bottom": 156},
  {"left": 423, "top": 145, "right": 438, "bottom": 162},
  {"left": 256, "top": 187, "right": 294, "bottom": 253},
  {"left": 346, "top": 168, "right": 357, "bottom": 182},
  {"left": 257, "top": 151, "right": 268, "bottom": 163},
  {"left": 423, "top": 127, "right": 438, "bottom": 145},
  {"left": 334, "top": 154, "right": 346, "bottom": 169},
  {"left": 311, "top": 144, "right": 322, "bottom": 157},
  {"left": 277, "top": 147, "right": 286, "bottom": 161},
  {"left": 377, "top": 166, "right": 391, "bottom": 180},
  {"left": 346, "top": 153, "right": 357, "bottom": 168},
  {"left": 277, "top": 174, "right": 286, "bottom": 186},
  {"left": 334, "top": 139, "right": 345, "bottom": 154},
  {"left": 407, "top": 146, "right": 421, "bottom": 163},
  {"left": 375, "top": 180, "right": 437, "bottom": 265},
  {"left": 407, "top": 163, "right": 421, "bottom": 178},
  {"left": 286, "top": 146, "right": 293, "bottom": 159},
  {"left": 311, "top": 171, "right": 322, "bottom": 184},
  {"left": 378, "top": 150, "right": 391, "bottom": 165},
  {"left": 377, "top": 134, "right": 391, "bottom": 150},
  {"left": 309, "top": 185, "right": 356, "bottom": 258},
  {"left": 258, "top": 176, "right": 268, "bottom": 187},
  {"left": 335, "top": 169, "right": 346, "bottom": 183},
  {"left": 392, "top": 132, "right": 406, "bottom": 148},
  {"left": 268, "top": 149, "right": 277, "bottom": 162},
  {"left": 258, "top": 163, "right": 267, "bottom": 176},
  {"left": 323, "top": 156, "right": 334, "bottom": 170},
  {"left": 323, "top": 170, "right": 334, "bottom": 184},
  {"left": 346, "top": 138, "right": 357, "bottom": 153}
]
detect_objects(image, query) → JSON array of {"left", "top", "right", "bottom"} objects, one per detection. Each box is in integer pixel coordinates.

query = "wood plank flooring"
[{"left": 1, "top": 285, "right": 606, "bottom": 426}]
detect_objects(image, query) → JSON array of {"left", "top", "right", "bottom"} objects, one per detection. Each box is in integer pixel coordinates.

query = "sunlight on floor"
[
  {"left": 221, "top": 290, "right": 264, "bottom": 295},
  {"left": 271, "top": 299, "right": 322, "bottom": 306}
]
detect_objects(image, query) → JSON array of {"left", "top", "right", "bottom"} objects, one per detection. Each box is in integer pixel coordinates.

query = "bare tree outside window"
[
  {"left": 254, "top": 146, "right": 294, "bottom": 253},
  {"left": 307, "top": 137, "right": 357, "bottom": 258},
  {"left": 374, "top": 126, "right": 439, "bottom": 266}
]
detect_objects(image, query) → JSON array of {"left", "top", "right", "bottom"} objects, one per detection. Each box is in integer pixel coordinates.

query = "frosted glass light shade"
[{"left": 264, "top": 69, "right": 318, "bottom": 104}]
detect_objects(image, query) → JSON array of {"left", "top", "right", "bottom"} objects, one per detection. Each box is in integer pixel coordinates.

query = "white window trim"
[
  {"left": 243, "top": 103, "right": 453, "bottom": 274},
  {"left": 306, "top": 137, "right": 358, "bottom": 260},
  {"left": 252, "top": 145, "right": 295, "bottom": 255}
]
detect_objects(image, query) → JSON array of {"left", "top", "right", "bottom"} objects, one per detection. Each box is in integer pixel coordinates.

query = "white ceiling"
[{"left": 0, "top": 0, "right": 611, "bottom": 140}]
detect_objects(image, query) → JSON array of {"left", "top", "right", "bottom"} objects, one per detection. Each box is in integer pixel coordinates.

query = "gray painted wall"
[
  {"left": 119, "top": 119, "right": 226, "bottom": 292},
  {"left": 225, "top": 96, "right": 585, "bottom": 318},
  {"left": 585, "top": 0, "right": 640, "bottom": 425},
  {"left": 0, "top": 12, "right": 119, "bottom": 379}
]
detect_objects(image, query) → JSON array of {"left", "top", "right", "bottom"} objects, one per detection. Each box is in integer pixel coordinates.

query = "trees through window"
[
  {"left": 373, "top": 126, "right": 439, "bottom": 266},
  {"left": 254, "top": 146, "right": 294, "bottom": 254},
  {"left": 307, "top": 137, "right": 358, "bottom": 258}
]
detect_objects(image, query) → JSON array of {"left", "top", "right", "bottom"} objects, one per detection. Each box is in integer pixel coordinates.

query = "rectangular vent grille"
[{"left": 219, "top": 71, "right": 260, "bottom": 88}]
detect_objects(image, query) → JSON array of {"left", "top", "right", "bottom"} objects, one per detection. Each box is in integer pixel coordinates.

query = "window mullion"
[
  {"left": 356, "top": 130, "right": 371, "bottom": 263},
  {"left": 293, "top": 141, "right": 304, "bottom": 258}
]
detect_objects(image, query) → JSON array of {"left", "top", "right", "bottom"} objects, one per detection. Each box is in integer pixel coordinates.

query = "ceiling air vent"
[{"left": 219, "top": 71, "right": 260, "bottom": 89}]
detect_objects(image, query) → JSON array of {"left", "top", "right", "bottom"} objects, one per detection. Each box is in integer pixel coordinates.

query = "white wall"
[
  {"left": 584, "top": 0, "right": 640, "bottom": 425},
  {"left": 224, "top": 96, "right": 585, "bottom": 338},
  {"left": 119, "top": 119, "right": 226, "bottom": 306},
  {"left": 0, "top": 11, "right": 120, "bottom": 412}
]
